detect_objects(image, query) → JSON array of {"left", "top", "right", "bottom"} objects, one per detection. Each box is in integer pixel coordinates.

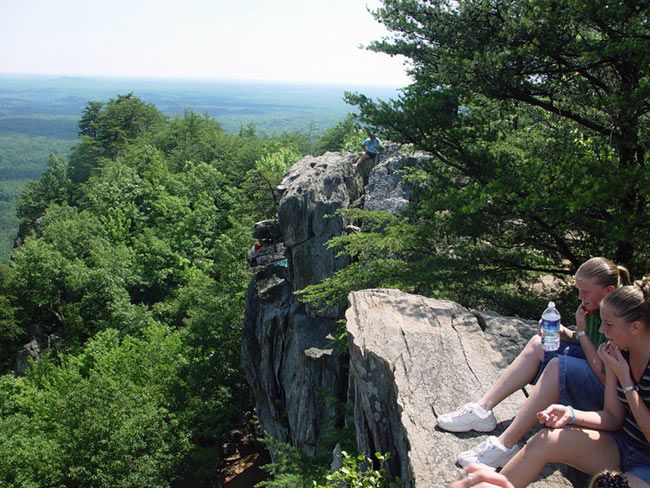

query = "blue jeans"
[
  {"left": 611, "top": 431, "right": 650, "bottom": 485},
  {"left": 534, "top": 340, "right": 605, "bottom": 412}
]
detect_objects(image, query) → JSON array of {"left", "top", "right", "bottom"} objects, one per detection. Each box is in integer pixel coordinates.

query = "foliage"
[
  {"left": 256, "top": 440, "right": 400, "bottom": 488},
  {"left": 305, "top": 0, "right": 650, "bottom": 318},
  {"left": 248, "top": 145, "right": 302, "bottom": 210},
  {"left": 0, "top": 94, "right": 322, "bottom": 485},
  {"left": 256, "top": 438, "right": 327, "bottom": 488},
  {"left": 16, "top": 155, "right": 72, "bottom": 227},
  {"left": 0, "top": 134, "right": 72, "bottom": 262},
  {"left": 0, "top": 324, "right": 191, "bottom": 488},
  {"left": 68, "top": 93, "right": 164, "bottom": 184},
  {"left": 315, "top": 114, "right": 365, "bottom": 154},
  {"left": 317, "top": 451, "right": 400, "bottom": 488}
]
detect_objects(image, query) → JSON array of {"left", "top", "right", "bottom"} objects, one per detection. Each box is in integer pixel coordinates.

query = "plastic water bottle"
[{"left": 541, "top": 301, "right": 561, "bottom": 352}]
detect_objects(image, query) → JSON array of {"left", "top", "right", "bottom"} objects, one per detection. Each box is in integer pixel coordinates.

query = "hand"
[
  {"left": 598, "top": 342, "right": 632, "bottom": 383},
  {"left": 536, "top": 404, "right": 573, "bottom": 428},
  {"left": 575, "top": 304, "right": 588, "bottom": 332},
  {"left": 449, "top": 464, "right": 514, "bottom": 488},
  {"left": 537, "top": 319, "right": 543, "bottom": 337}
]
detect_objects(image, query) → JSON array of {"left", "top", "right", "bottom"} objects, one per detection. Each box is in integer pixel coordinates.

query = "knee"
[
  {"left": 527, "top": 428, "right": 562, "bottom": 455},
  {"left": 537, "top": 357, "right": 560, "bottom": 384},
  {"left": 525, "top": 334, "right": 544, "bottom": 357},
  {"left": 545, "top": 357, "right": 560, "bottom": 374}
]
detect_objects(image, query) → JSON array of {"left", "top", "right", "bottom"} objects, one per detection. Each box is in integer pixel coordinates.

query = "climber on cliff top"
[{"left": 355, "top": 131, "right": 382, "bottom": 165}]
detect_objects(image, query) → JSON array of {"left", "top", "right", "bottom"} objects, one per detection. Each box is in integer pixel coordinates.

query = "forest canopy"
[{"left": 0, "top": 94, "right": 311, "bottom": 486}]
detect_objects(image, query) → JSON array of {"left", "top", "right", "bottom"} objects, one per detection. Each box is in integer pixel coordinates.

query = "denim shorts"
[
  {"left": 365, "top": 151, "right": 377, "bottom": 159},
  {"left": 533, "top": 340, "right": 585, "bottom": 384},
  {"left": 558, "top": 354, "right": 604, "bottom": 411},
  {"left": 611, "top": 431, "right": 650, "bottom": 485},
  {"left": 533, "top": 340, "right": 605, "bottom": 412}
]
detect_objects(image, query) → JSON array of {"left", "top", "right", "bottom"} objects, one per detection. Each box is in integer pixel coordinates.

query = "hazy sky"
[{"left": 0, "top": 0, "right": 410, "bottom": 86}]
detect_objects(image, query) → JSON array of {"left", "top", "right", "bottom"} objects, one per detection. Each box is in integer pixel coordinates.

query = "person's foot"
[
  {"left": 436, "top": 402, "right": 497, "bottom": 432},
  {"left": 457, "top": 436, "right": 521, "bottom": 468}
]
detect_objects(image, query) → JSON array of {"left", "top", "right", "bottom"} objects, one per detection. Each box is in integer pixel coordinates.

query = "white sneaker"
[
  {"left": 436, "top": 402, "right": 497, "bottom": 432},
  {"left": 457, "top": 436, "right": 521, "bottom": 468}
]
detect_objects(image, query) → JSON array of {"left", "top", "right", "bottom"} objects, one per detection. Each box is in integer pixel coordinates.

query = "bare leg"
[
  {"left": 498, "top": 358, "right": 560, "bottom": 448},
  {"left": 501, "top": 427, "right": 620, "bottom": 488},
  {"left": 356, "top": 153, "right": 370, "bottom": 165},
  {"left": 478, "top": 335, "right": 545, "bottom": 411}
]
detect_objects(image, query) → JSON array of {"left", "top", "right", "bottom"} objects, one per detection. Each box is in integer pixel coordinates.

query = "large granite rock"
[
  {"left": 241, "top": 148, "right": 574, "bottom": 486},
  {"left": 242, "top": 148, "right": 422, "bottom": 454},
  {"left": 346, "top": 288, "right": 574, "bottom": 487}
]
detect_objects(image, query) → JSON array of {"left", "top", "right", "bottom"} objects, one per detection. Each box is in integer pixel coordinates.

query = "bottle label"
[{"left": 541, "top": 319, "right": 560, "bottom": 332}]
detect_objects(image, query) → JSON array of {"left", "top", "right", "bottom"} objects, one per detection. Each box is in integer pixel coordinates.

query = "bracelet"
[
  {"left": 575, "top": 330, "right": 587, "bottom": 339},
  {"left": 622, "top": 384, "right": 638, "bottom": 393},
  {"left": 567, "top": 406, "right": 576, "bottom": 425}
]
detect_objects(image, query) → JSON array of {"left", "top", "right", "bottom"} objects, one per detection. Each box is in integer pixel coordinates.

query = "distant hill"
[{"left": 0, "top": 75, "right": 401, "bottom": 262}]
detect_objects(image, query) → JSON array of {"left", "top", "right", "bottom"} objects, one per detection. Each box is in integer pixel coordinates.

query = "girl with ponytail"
[
  {"left": 501, "top": 278, "right": 650, "bottom": 487},
  {"left": 444, "top": 257, "right": 631, "bottom": 468}
]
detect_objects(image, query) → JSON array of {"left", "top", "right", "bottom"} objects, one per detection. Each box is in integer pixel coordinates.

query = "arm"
[
  {"left": 601, "top": 342, "right": 650, "bottom": 442},
  {"left": 558, "top": 305, "right": 584, "bottom": 342},
  {"left": 577, "top": 330, "right": 605, "bottom": 383},
  {"left": 568, "top": 305, "right": 605, "bottom": 382},
  {"left": 537, "top": 349, "right": 624, "bottom": 430},
  {"left": 449, "top": 464, "right": 514, "bottom": 488}
]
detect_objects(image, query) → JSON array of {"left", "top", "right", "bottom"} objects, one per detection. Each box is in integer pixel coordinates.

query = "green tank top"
[{"left": 586, "top": 310, "right": 606, "bottom": 349}]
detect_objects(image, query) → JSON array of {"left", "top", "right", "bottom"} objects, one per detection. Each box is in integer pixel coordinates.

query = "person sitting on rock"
[
  {"left": 437, "top": 257, "right": 630, "bottom": 468},
  {"left": 500, "top": 281, "right": 650, "bottom": 487},
  {"left": 355, "top": 131, "right": 381, "bottom": 165}
]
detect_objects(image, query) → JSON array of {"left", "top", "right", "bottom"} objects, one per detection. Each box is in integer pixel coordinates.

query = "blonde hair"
[
  {"left": 575, "top": 257, "right": 631, "bottom": 288},
  {"left": 602, "top": 277, "right": 650, "bottom": 325}
]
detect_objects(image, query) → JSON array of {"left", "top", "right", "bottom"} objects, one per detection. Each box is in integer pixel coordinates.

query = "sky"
[{"left": 0, "top": 0, "right": 410, "bottom": 87}]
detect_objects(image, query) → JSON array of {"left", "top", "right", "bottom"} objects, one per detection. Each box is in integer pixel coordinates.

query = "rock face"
[
  {"left": 346, "top": 288, "right": 573, "bottom": 487},
  {"left": 241, "top": 148, "right": 420, "bottom": 454},
  {"left": 241, "top": 148, "right": 575, "bottom": 486}
]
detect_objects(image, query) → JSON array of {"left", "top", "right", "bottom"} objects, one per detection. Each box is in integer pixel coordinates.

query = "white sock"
[{"left": 473, "top": 403, "right": 491, "bottom": 417}]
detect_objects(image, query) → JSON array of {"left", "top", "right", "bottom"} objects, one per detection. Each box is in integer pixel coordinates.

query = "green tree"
[
  {"left": 16, "top": 155, "right": 71, "bottom": 230},
  {"left": 69, "top": 94, "right": 164, "bottom": 184},
  {"left": 343, "top": 0, "right": 650, "bottom": 275},
  {"left": 0, "top": 324, "right": 190, "bottom": 488},
  {"left": 78, "top": 100, "right": 103, "bottom": 138},
  {"left": 315, "top": 114, "right": 364, "bottom": 154}
]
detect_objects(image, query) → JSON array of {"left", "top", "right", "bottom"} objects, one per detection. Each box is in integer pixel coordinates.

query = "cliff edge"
[{"left": 241, "top": 148, "right": 576, "bottom": 486}]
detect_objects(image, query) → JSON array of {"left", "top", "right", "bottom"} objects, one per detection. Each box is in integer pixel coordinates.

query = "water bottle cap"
[{"left": 548, "top": 301, "right": 555, "bottom": 308}]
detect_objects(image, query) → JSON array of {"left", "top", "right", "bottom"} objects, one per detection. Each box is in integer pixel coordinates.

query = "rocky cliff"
[{"left": 241, "top": 148, "right": 575, "bottom": 486}]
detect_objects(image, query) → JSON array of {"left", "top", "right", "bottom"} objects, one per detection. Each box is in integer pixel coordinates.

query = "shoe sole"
[
  {"left": 457, "top": 456, "right": 507, "bottom": 469},
  {"left": 436, "top": 422, "right": 497, "bottom": 433}
]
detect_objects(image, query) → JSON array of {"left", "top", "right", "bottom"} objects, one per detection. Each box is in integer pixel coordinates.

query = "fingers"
[
  {"left": 536, "top": 405, "right": 567, "bottom": 427},
  {"left": 451, "top": 465, "right": 514, "bottom": 488},
  {"left": 467, "top": 470, "right": 514, "bottom": 488},
  {"left": 464, "top": 463, "right": 496, "bottom": 474}
]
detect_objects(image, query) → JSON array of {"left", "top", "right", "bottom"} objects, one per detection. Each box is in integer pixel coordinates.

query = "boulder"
[
  {"left": 243, "top": 148, "right": 574, "bottom": 487},
  {"left": 346, "top": 288, "right": 574, "bottom": 487},
  {"left": 242, "top": 148, "right": 424, "bottom": 455},
  {"left": 253, "top": 218, "right": 282, "bottom": 242}
]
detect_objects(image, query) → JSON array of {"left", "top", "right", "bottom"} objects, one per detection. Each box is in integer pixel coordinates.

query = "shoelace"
[
  {"left": 474, "top": 438, "right": 495, "bottom": 453},
  {"left": 449, "top": 404, "right": 474, "bottom": 418}
]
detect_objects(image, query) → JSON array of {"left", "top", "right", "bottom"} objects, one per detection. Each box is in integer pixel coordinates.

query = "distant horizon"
[{"left": 0, "top": 71, "right": 406, "bottom": 90}]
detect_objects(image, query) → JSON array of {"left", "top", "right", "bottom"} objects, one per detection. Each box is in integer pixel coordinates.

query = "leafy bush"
[{"left": 0, "top": 324, "right": 190, "bottom": 488}]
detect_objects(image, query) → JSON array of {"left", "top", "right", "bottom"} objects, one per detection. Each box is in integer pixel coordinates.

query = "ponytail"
[
  {"left": 575, "top": 257, "right": 630, "bottom": 288},
  {"left": 602, "top": 276, "right": 650, "bottom": 326}
]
